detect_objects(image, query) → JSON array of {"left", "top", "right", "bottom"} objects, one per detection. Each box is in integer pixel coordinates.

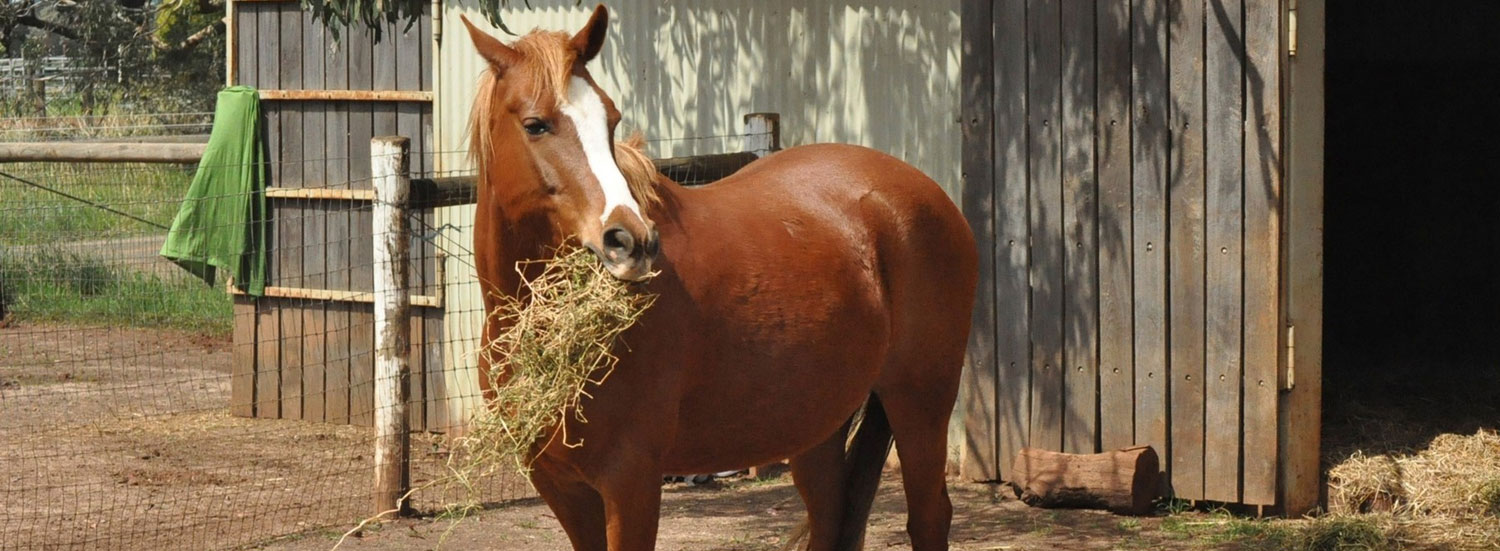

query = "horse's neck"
[{"left": 474, "top": 191, "right": 555, "bottom": 301}]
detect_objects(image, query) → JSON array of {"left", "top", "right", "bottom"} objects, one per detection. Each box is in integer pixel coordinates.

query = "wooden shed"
[
  {"left": 957, "top": 0, "right": 1324, "bottom": 513},
  {"left": 223, "top": 0, "right": 448, "bottom": 430},
  {"left": 218, "top": 0, "right": 1494, "bottom": 517}
]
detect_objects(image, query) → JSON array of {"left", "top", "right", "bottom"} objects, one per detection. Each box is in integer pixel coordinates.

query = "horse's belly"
[{"left": 659, "top": 319, "right": 886, "bottom": 473}]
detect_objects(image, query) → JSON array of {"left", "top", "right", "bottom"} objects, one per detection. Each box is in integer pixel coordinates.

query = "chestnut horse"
[{"left": 463, "top": 6, "right": 976, "bottom": 551}]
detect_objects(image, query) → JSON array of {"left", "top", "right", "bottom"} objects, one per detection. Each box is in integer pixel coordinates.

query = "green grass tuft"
[{"left": 0, "top": 248, "right": 231, "bottom": 334}]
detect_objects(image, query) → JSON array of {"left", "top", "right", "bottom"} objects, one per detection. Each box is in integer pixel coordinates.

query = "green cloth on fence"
[{"left": 159, "top": 86, "right": 268, "bottom": 296}]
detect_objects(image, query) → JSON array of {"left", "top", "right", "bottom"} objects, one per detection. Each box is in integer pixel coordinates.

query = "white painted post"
[
  {"left": 742, "top": 113, "right": 781, "bottom": 157},
  {"left": 371, "top": 136, "right": 411, "bottom": 518}
]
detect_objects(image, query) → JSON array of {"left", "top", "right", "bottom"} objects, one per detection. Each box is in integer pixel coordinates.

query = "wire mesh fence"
[{"left": 0, "top": 124, "right": 777, "bottom": 549}]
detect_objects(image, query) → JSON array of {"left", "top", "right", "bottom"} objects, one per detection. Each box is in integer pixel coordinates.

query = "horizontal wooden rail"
[
  {"left": 264, "top": 187, "right": 376, "bottom": 201},
  {"left": 258, "top": 90, "right": 433, "bottom": 102},
  {"left": 0, "top": 142, "right": 206, "bottom": 163},
  {"left": 406, "top": 151, "right": 765, "bottom": 208},
  {"left": 228, "top": 283, "right": 442, "bottom": 308}
]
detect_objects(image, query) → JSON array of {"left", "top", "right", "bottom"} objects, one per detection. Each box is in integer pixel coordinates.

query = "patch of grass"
[
  {"left": 1286, "top": 515, "right": 1397, "bottom": 551},
  {"left": 0, "top": 162, "right": 193, "bottom": 245},
  {"left": 0, "top": 248, "right": 231, "bottom": 333},
  {"left": 1117, "top": 518, "right": 1142, "bottom": 532}
]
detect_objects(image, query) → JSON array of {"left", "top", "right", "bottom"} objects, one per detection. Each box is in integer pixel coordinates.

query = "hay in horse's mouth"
[{"left": 446, "top": 244, "right": 656, "bottom": 495}]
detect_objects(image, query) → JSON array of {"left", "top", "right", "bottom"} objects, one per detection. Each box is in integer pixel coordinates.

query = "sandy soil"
[{"left": 259, "top": 470, "right": 1263, "bottom": 551}]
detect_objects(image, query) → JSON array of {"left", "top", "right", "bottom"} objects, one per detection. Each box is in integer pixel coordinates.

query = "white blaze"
[{"left": 560, "top": 76, "right": 642, "bottom": 223}]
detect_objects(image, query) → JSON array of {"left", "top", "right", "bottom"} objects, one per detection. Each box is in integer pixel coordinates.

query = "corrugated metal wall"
[{"left": 431, "top": 0, "right": 964, "bottom": 427}]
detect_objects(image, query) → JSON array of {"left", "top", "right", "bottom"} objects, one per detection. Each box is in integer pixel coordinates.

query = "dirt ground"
[
  {"left": 260, "top": 470, "right": 1281, "bottom": 551},
  {"left": 0, "top": 323, "right": 527, "bottom": 551}
]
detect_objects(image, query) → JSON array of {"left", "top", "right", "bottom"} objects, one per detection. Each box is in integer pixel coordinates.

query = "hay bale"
[{"left": 1328, "top": 452, "right": 1403, "bottom": 514}]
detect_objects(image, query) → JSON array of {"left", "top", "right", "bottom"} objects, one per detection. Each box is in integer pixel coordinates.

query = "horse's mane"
[{"left": 467, "top": 30, "right": 662, "bottom": 211}]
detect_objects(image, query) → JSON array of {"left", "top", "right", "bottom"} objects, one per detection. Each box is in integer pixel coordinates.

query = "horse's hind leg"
[
  {"left": 877, "top": 382, "right": 957, "bottom": 551},
  {"left": 530, "top": 469, "right": 607, "bottom": 551},
  {"left": 786, "top": 416, "right": 854, "bottom": 551}
]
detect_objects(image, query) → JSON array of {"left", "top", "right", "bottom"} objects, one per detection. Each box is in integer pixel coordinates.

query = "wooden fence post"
[
  {"left": 743, "top": 113, "right": 781, "bottom": 157},
  {"left": 371, "top": 136, "right": 412, "bottom": 518}
]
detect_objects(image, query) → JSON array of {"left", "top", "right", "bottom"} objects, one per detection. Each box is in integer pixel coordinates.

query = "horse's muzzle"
[{"left": 596, "top": 224, "right": 658, "bottom": 282}]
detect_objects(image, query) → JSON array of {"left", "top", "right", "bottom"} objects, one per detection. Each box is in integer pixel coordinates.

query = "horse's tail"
[
  {"left": 835, "top": 394, "right": 894, "bottom": 550},
  {"left": 779, "top": 395, "right": 893, "bottom": 551}
]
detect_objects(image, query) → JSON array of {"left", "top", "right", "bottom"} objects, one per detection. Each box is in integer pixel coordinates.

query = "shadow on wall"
[{"left": 469, "top": 0, "right": 962, "bottom": 196}]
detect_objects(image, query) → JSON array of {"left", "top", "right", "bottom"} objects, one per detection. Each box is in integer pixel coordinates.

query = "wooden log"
[
  {"left": 371, "top": 136, "right": 412, "bottom": 518},
  {"left": 1009, "top": 446, "right": 1160, "bottom": 515},
  {"left": 0, "top": 142, "right": 205, "bottom": 163}
]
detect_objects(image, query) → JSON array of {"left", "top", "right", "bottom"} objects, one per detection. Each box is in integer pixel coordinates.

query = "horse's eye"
[{"left": 522, "top": 118, "right": 551, "bottom": 136}]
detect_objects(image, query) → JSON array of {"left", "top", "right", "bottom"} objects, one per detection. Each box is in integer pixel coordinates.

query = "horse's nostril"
[
  {"left": 602, "top": 226, "right": 635, "bottom": 257},
  {"left": 643, "top": 229, "right": 660, "bottom": 257}
]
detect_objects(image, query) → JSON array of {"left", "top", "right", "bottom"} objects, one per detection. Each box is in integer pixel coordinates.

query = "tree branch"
[
  {"left": 16, "top": 14, "right": 79, "bottom": 41},
  {"left": 149, "top": 19, "right": 225, "bottom": 53}
]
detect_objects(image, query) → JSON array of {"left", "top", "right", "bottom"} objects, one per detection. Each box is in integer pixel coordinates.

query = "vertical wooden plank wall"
[
  {"left": 230, "top": 0, "right": 439, "bottom": 430},
  {"left": 962, "top": 0, "right": 1285, "bottom": 506}
]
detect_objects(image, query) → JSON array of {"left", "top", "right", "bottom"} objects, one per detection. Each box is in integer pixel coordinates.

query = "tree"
[{"left": 1, "top": 0, "right": 227, "bottom": 115}]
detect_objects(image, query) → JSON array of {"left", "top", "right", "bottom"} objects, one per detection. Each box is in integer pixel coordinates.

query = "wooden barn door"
[
  {"left": 225, "top": 0, "right": 444, "bottom": 431},
  {"left": 960, "top": 0, "right": 1286, "bottom": 507}
]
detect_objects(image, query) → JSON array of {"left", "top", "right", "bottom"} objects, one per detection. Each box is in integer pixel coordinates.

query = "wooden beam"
[
  {"left": 0, "top": 142, "right": 205, "bottom": 163},
  {"left": 258, "top": 89, "right": 434, "bottom": 102},
  {"left": 265, "top": 187, "right": 376, "bottom": 201},
  {"left": 227, "top": 282, "right": 441, "bottom": 308}
]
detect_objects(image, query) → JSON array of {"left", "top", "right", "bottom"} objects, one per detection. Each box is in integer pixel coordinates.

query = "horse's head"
[{"left": 463, "top": 5, "right": 659, "bottom": 281}]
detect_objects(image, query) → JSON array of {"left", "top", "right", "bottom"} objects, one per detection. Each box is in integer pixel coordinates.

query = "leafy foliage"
[{"left": 302, "top": 0, "right": 574, "bottom": 40}]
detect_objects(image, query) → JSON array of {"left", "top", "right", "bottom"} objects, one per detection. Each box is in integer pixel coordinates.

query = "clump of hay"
[
  {"left": 1325, "top": 429, "right": 1500, "bottom": 548},
  {"left": 443, "top": 244, "right": 656, "bottom": 498}
]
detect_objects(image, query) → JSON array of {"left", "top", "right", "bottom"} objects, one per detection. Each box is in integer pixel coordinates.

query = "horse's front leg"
[
  {"left": 530, "top": 463, "right": 607, "bottom": 551},
  {"left": 595, "top": 464, "right": 664, "bottom": 551}
]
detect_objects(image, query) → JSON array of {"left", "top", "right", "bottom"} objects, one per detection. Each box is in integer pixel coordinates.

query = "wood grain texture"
[
  {"left": 1168, "top": 0, "right": 1207, "bottom": 500},
  {"left": 994, "top": 0, "right": 1033, "bottom": 481},
  {"left": 1280, "top": 0, "right": 1323, "bottom": 516},
  {"left": 1096, "top": 0, "right": 1136, "bottom": 453},
  {"left": 1027, "top": 0, "right": 1065, "bottom": 455},
  {"left": 1061, "top": 0, "right": 1100, "bottom": 455},
  {"left": 256, "top": 301, "right": 280, "bottom": 418},
  {"left": 1241, "top": 0, "right": 1282, "bottom": 507},
  {"left": 1130, "top": 0, "right": 1170, "bottom": 484},
  {"left": 959, "top": 0, "right": 999, "bottom": 482},
  {"left": 1242, "top": 0, "right": 1278, "bottom": 510},
  {"left": 1204, "top": 0, "right": 1245, "bottom": 503},
  {"left": 350, "top": 306, "right": 375, "bottom": 427},
  {"left": 231, "top": 297, "right": 257, "bottom": 417}
]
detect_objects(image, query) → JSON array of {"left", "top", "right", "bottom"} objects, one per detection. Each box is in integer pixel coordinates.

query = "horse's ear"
[
  {"left": 461, "top": 15, "right": 521, "bottom": 73},
  {"left": 570, "top": 4, "right": 609, "bottom": 64}
]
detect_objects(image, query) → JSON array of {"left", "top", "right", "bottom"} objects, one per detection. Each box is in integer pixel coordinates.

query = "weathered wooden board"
[
  {"left": 1204, "top": 0, "right": 1246, "bottom": 504},
  {"left": 1281, "top": 0, "right": 1323, "bottom": 515},
  {"left": 1061, "top": 0, "right": 1099, "bottom": 455},
  {"left": 1168, "top": 0, "right": 1207, "bottom": 500},
  {"left": 1242, "top": 0, "right": 1282, "bottom": 508},
  {"left": 1130, "top": 0, "right": 1170, "bottom": 488},
  {"left": 231, "top": 297, "right": 257, "bottom": 418},
  {"left": 959, "top": 0, "right": 999, "bottom": 481},
  {"left": 994, "top": 0, "right": 1032, "bottom": 481},
  {"left": 1095, "top": 0, "right": 1135, "bottom": 453},
  {"left": 255, "top": 300, "right": 280, "bottom": 418},
  {"left": 350, "top": 305, "right": 375, "bottom": 427},
  {"left": 1027, "top": 0, "right": 1064, "bottom": 455}
]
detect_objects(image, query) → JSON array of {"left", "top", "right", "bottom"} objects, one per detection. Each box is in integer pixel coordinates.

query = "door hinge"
[
  {"left": 1284, "top": 324, "right": 1296, "bottom": 391},
  {"left": 1288, "top": 2, "right": 1299, "bottom": 57}
]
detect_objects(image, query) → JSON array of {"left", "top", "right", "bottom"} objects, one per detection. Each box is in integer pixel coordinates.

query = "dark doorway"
[{"left": 1324, "top": 0, "right": 1500, "bottom": 457}]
